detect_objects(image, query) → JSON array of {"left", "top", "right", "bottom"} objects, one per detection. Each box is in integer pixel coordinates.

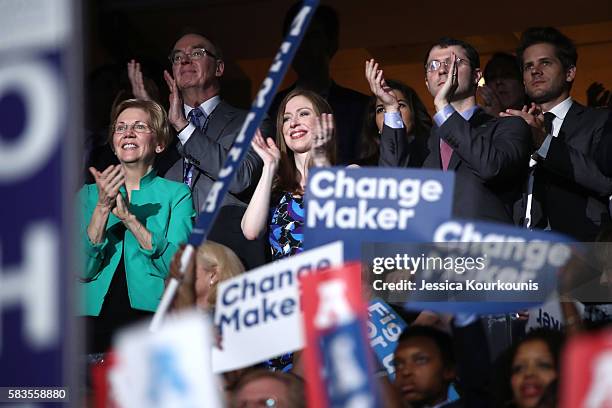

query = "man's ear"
[
  {"left": 566, "top": 65, "right": 576, "bottom": 83},
  {"left": 215, "top": 60, "right": 225, "bottom": 78}
]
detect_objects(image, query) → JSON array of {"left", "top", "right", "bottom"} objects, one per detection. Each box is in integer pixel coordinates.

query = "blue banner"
[
  {"left": 304, "top": 167, "right": 455, "bottom": 260},
  {"left": 0, "top": 0, "right": 76, "bottom": 395},
  {"left": 189, "top": 0, "right": 319, "bottom": 246}
]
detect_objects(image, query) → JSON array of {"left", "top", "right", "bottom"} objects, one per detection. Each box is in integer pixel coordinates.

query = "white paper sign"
[
  {"left": 110, "top": 310, "right": 223, "bottom": 408},
  {"left": 213, "top": 241, "right": 344, "bottom": 373},
  {"left": 527, "top": 294, "right": 584, "bottom": 332}
]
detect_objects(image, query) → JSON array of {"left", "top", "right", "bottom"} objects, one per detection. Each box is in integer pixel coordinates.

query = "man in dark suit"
[
  {"left": 160, "top": 32, "right": 269, "bottom": 269},
  {"left": 369, "top": 38, "right": 531, "bottom": 223},
  {"left": 503, "top": 27, "right": 612, "bottom": 241}
]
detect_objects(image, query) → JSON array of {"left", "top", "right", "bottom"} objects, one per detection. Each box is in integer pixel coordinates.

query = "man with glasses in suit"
[
  {"left": 162, "top": 32, "right": 270, "bottom": 269},
  {"left": 371, "top": 37, "right": 531, "bottom": 223}
]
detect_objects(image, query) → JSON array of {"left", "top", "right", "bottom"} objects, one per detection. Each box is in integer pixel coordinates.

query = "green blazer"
[{"left": 79, "top": 170, "right": 195, "bottom": 316}]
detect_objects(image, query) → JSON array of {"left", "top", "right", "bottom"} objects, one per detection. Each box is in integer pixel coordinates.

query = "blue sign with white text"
[
  {"left": 367, "top": 299, "right": 407, "bottom": 380},
  {"left": 304, "top": 167, "right": 455, "bottom": 260},
  {"left": 0, "top": 0, "right": 75, "bottom": 395}
]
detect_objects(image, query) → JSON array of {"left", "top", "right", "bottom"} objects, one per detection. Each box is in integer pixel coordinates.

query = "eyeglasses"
[
  {"left": 113, "top": 122, "right": 152, "bottom": 134},
  {"left": 425, "top": 57, "right": 469, "bottom": 73},
  {"left": 168, "top": 48, "right": 219, "bottom": 65}
]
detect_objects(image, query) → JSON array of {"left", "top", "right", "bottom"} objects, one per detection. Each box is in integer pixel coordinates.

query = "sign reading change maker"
[
  {"left": 212, "top": 241, "right": 343, "bottom": 373},
  {"left": 304, "top": 168, "right": 454, "bottom": 260}
]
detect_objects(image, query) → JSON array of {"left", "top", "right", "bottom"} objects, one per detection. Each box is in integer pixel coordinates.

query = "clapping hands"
[
  {"left": 89, "top": 165, "right": 124, "bottom": 210},
  {"left": 311, "top": 113, "right": 334, "bottom": 168},
  {"left": 251, "top": 128, "right": 281, "bottom": 170}
]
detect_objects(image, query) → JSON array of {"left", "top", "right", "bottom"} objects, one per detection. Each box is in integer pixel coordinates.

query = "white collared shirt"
[
  {"left": 525, "top": 96, "right": 573, "bottom": 228},
  {"left": 177, "top": 95, "right": 221, "bottom": 145},
  {"left": 536, "top": 96, "right": 573, "bottom": 158}
]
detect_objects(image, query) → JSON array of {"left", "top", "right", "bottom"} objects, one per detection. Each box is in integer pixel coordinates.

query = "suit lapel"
[
  {"left": 427, "top": 127, "right": 442, "bottom": 169},
  {"left": 557, "top": 101, "right": 584, "bottom": 143},
  {"left": 205, "top": 101, "right": 237, "bottom": 142}
]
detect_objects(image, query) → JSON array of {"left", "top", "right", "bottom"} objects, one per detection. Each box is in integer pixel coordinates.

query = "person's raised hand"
[
  {"left": 251, "top": 128, "right": 281, "bottom": 170},
  {"left": 500, "top": 102, "right": 547, "bottom": 148},
  {"left": 163, "top": 70, "right": 188, "bottom": 132},
  {"left": 365, "top": 59, "right": 399, "bottom": 111},
  {"left": 433, "top": 52, "right": 459, "bottom": 112},
  {"left": 89, "top": 165, "right": 124, "bottom": 210},
  {"left": 111, "top": 192, "right": 133, "bottom": 222},
  {"left": 311, "top": 113, "right": 334, "bottom": 167},
  {"left": 127, "top": 60, "right": 151, "bottom": 101}
]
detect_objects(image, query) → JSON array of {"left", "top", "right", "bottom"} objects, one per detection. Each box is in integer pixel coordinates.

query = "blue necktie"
[{"left": 183, "top": 108, "right": 208, "bottom": 186}]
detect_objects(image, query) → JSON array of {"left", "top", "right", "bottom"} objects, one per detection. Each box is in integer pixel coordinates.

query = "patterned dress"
[{"left": 269, "top": 192, "right": 304, "bottom": 260}]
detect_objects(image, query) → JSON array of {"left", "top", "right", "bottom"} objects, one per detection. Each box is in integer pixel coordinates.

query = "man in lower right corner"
[{"left": 504, "top": 27, "right": 612, "bottom": 241}]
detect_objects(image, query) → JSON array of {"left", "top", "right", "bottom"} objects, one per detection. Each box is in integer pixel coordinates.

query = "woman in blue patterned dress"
[{"left": 242, "top": 89, "right": 336, "bottom": 260}]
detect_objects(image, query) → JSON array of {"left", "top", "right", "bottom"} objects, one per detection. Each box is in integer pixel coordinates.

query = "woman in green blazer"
[{"left": 80, "top": 99, "right": 195, "bottom": 353}]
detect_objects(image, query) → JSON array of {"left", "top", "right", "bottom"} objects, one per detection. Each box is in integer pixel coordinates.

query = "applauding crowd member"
[
  {"left": 159, "top": 31, "right": 271, "bottom": 270},
  {"left": 242, "top": 89, "right": 336, "bottom": 260},
  {"left": 504, "top": 27, "right": 612, "bottom": 240},
  {"left": 360, "top": 74, "right": 432, "bottom": 167},
  {"left": 80, "top": 99, "right": 195, "bottom": 353},
  {"left": 371, "top": 38, "right": 531, "bottom": 223}
]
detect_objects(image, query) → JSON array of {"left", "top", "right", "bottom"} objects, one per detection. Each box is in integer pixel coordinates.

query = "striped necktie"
[{"left": 183, "top": 108, "right": 208, "bottom": 186}]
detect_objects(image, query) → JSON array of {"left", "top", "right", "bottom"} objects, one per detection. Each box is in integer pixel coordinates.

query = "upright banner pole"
[{"left": 150, "top": 0, "right": 320, "bottom": 331}]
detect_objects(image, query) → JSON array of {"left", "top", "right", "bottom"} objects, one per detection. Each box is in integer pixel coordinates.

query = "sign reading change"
[{"left": 304, "top": 167, "right": 454, "bottom": 260}]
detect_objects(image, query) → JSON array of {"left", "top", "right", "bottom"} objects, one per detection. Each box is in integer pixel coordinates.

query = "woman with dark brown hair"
[{"left": 241, "top": 89, "right": 335, "bottom": 259}]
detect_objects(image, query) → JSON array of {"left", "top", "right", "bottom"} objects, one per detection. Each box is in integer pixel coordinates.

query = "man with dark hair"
[
  {"left": 479, "top": 52, "right": 526, "bottom": 116},
  {"left": 372, "top": 37, "right": 531, "bottom": 222},
  {"left": 160, "top": 32, "right": 270, "bottom": 269},
  {"left": 269, "top": 2, "right": 369, "bottom": 165},
  {"left": 504, "top": 26, "right": 612, "bottom": 240}
]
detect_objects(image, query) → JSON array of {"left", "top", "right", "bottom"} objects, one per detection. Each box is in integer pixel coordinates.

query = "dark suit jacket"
[
  {"left": 159, "top": 100, "right": 271, "bottom": 270},
  {"left": 525, "top": 102, "right": 612, "bottom": 241},
  {"left": 380, "top": 108, "right": 531, "bottom": 224},
  {"left": 595, "top": 108, "right": 612, "bottom": 177}
]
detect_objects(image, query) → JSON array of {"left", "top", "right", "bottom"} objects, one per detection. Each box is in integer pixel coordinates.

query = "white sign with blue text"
[
  {"left": 110, "top": 310, "right": 223, "bottom": 408},
  {"left": 212, "top": 241, "right": 344, "bottom": 373},
  {"left": 304, "top": 167, "right": 454, "bottom": 260}
]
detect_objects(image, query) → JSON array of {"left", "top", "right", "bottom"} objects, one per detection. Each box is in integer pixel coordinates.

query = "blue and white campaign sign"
[
  {"left": 372, "top": 220, "right": 577, "bottom": 314},
  {"left": 110, "top": 310, "right": 223, "bottom": 408},
  {"left": 304, "top": 167, "right": 454, "bottom": 260},
  {"left": 367, "top": 299, "right": 407, "bottom": 380},
  {"left": 0, "top": 0, "right": 75, "bottom": 391},
  {"left": 212, "top": 241, "right": 343, "bottom": 373}
]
